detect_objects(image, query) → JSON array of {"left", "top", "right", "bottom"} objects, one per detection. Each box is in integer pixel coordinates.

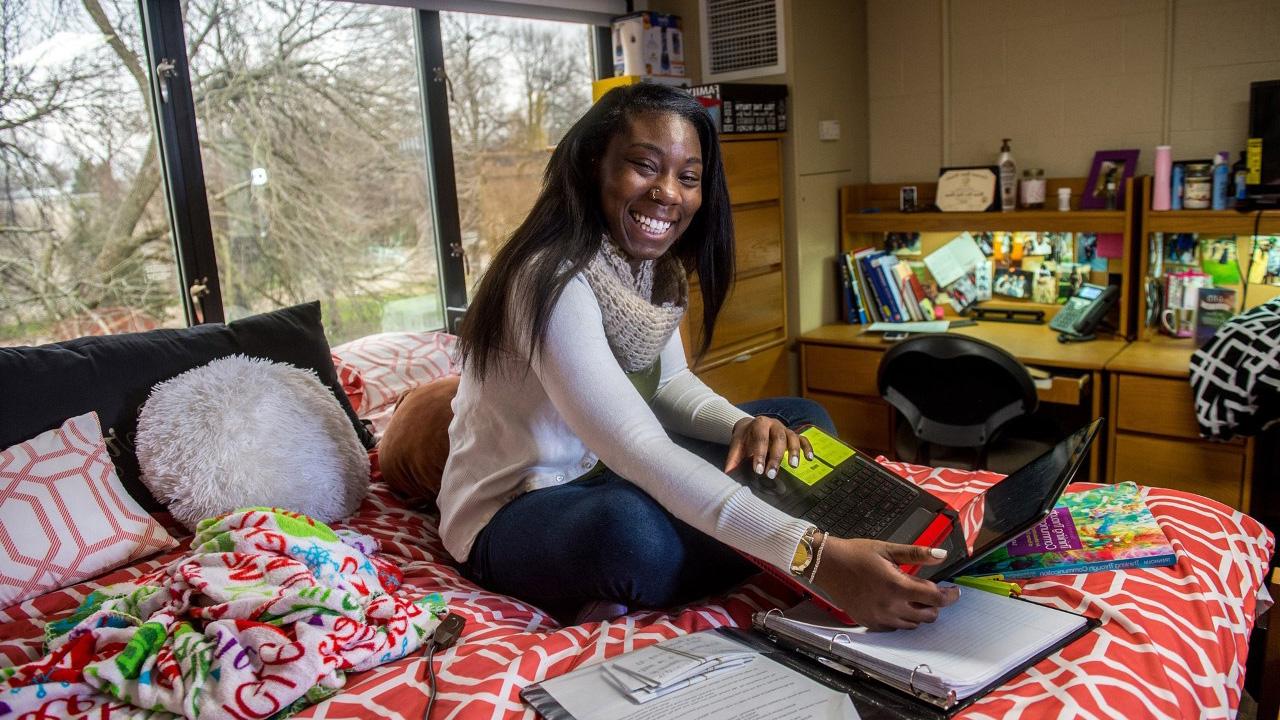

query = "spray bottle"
[{"left": 998, "top": 138, "right": 1017, "bottom": 212}]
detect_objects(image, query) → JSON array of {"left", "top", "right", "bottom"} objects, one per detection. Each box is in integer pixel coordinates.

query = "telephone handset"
[{"left": 1050, "top": 283, "right": 1119, "bottom": 340}]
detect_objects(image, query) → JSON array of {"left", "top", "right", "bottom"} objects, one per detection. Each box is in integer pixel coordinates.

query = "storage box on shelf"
[
  {"left": 680, "top": 133, "right": 788, "bottom": 403},
  {"left": 1105, "top": 177, "right": 1277, "bottom": 510}
]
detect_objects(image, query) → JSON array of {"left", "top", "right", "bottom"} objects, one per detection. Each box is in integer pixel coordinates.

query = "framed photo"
[
  {"left": 936, "top": 166, "right": 999, "bottom": 212},
  {"left": 899, "top": 185, "right": 918, "bottom": 212},
  {"left": 1082, "top": 149, "right": 1139, "bottom": 210}
]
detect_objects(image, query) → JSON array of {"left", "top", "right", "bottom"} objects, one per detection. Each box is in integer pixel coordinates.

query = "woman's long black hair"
[{"left": 457, "top": 83, "right": 735, "bottom": 381}]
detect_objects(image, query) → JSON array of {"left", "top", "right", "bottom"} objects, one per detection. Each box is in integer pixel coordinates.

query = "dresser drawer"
[
  {"left": 1115, "top": 375, "right": 1200, "bottom": 439},
  {"left": 733, "top": 204, "right": 782, "bottom": 273},
  {"left": 803, "top": 390, "right": 892, "bottom": 457},
  {"left": 802, "top": 344, "right": 882, "bottom": 397},
  {"left": 688, "top": 271, "right": 784, "bottom": 357},
  {"left": 722, "top": 140, "right": 780, "bottom": 204},
  {"left": 695, "top": 343, "right": 789, "bottom": 404},
  {"left": 1112, "top": 433, "right": 1245, "bottom": 508}
]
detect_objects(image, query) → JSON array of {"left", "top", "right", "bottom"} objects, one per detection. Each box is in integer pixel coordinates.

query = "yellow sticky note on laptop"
[
  {"left": 782, "top": 454, "right": 832, "bottom": 486},
  {"left": 800, "top": 426, "right": 855, "bottom": 466}
]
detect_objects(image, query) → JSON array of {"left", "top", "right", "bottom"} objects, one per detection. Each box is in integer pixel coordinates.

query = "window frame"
[{"left": 135, "top": 0, "right": 612, "bottom": 335}]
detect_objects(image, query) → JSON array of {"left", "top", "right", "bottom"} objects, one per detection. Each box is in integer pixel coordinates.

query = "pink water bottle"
[{"left": 1153, "top": 145, "right": 1172, "bottom": 211}]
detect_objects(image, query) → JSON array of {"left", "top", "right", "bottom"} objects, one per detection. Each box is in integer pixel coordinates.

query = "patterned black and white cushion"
[{"left": 1189, "top": 297, "right": 1280, "bottom": 441}]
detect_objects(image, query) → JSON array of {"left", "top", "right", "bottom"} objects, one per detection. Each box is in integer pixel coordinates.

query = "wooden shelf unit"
[
  {"left": 1134, "top": 176, "right": 1280, "bottom": 334},
  {"left": 839, "top": 176, "right": 1141, "bottom": 338},
  {"left": 680, "top": 133, "right": 789, "bottom": 404}
]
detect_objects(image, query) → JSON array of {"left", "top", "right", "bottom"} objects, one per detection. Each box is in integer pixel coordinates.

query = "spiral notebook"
[{"left": 753, "top": 589, "right": 1095, "bottom": 714}]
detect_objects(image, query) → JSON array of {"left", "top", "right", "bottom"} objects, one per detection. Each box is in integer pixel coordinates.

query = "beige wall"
[
  {"left": 649, "top": 0, "right": 869, "bottom": 343},
  {"left": 868, "top": 0, "right": 1280, "bottom": 182}
]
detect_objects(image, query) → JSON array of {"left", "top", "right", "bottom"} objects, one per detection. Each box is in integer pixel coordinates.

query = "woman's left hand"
[{"left": 725, "top": 416, "right": 814, "bottom": 479}]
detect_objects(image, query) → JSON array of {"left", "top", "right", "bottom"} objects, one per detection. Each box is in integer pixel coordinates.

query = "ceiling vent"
[{"left": 700, "top": 0, "right": 786, "bottom": 82}]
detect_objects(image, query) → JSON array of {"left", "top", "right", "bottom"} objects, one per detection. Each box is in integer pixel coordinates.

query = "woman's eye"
[
  {"left": 680, "top": 174, "right": 700, "bottom": 186},
  {"left": 630, "top": 159, "right": 657, "bottom": 174}
]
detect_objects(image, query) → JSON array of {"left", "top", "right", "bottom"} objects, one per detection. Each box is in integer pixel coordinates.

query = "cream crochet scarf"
[{"left": 583, "top": 238, "right": 688, "bottom": 372}]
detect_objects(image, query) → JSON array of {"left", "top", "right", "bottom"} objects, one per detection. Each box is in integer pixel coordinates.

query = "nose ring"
[{"left": 650, "top": 187, "right": 660, "bottom": 201}]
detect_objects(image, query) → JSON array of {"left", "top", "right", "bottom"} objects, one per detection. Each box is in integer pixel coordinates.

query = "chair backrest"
[{"left": 876, "top": 334, "right": 1038, "bottom": 451}]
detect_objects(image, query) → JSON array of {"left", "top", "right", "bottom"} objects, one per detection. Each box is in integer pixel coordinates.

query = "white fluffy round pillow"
[{"left": 137, "top": 354, "right": 370, "bottom": 531}]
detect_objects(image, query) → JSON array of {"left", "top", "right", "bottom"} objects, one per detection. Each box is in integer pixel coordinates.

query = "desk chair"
[{"left": 877, "top": 334, "right": 1053, "bottom": 474}]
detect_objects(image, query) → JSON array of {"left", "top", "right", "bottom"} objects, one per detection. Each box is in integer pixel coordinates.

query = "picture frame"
[
  {"left": 899, "top": 185, "right": 918, "bottom": 212},
  {"left": 1082, "top": 149, "right": 1139, "bottom": 210},
  {"left": 936, "top": 165, "right": 999, "bottom": 212}
]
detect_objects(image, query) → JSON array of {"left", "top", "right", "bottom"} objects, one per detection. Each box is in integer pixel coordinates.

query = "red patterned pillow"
[
  {"left": 0, "top": 412, "right": 177, "bottom": 609},
  {"left": 330, "top": 332, "right": 459, "bottom": 434}
]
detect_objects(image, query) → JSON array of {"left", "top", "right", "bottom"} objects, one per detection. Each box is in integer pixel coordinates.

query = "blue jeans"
[{"left": 462, "top": 397, "right": 836, "bottom": 621}]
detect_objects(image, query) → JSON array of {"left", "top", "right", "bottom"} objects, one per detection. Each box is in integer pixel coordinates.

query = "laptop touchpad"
[{"left": 885, "top": 507, "right": 937, "bottom": 544}]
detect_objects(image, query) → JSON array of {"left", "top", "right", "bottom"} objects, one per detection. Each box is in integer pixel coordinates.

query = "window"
[
  {"left": 441, "top": 12, "right": 595, "bottom": 295},
  {"left": 184, "top": 1, "right": 438, "bottom": 344},
  {"left": 0, "top": 0, "right": 182, "bottom": 346}
]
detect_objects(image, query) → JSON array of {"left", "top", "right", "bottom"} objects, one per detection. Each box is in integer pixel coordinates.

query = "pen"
[{"left": 953, "top": 576, "right": 1020, "bottom": 596}]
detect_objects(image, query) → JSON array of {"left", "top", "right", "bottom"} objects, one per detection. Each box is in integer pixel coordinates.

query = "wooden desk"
[
  {"left": 798, "top": 322, "right": 1128, "bottom": 481},
  {"left": 1105, "top": 336, "right": 1256, "bottom": 509}
]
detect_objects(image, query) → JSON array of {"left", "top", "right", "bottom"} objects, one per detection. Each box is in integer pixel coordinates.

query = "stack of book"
[{"left": 836, "top": 248, "right": 936, "bottom": 325}]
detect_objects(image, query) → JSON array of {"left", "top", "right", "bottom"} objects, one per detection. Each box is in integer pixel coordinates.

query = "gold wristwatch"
[{"left": 790, "top": 526, "right": 819, "bottom": 577}]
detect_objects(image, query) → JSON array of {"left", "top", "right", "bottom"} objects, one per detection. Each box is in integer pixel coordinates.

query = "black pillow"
[{"left": 0, "top": 301, "right": 375, "bottom": 509}]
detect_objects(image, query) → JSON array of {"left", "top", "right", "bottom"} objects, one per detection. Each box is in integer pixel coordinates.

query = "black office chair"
[{"left": 877, "top": 334, "right": 1052, "bottom": 473}]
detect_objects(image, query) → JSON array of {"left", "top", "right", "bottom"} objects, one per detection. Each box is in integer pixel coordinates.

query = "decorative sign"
[{"left": 936, "top": 167, "right": 998, "bottom": 212}]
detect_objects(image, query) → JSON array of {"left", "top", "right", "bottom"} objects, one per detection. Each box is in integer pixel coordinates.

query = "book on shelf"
[
  {"left": 872, "top": 253, "right": 908, "bottom": 322},
  {"left": 843, "top": 252, "right": 869, "bottom": 324},
  {"left": 1193, "top": 287, "right": 1236, "bottom": 348},
  {"left": 835, "top": 256, "right": 857, "bottom": 324},
  {"left": 856, "top": 249, "right": 894, "bottom": 323},
  {"left": 753, "top": 590, "right": 1095, "bottom": 714},
  {"left": 965, "top": 482, "right": 1176, "bottom": 579}
]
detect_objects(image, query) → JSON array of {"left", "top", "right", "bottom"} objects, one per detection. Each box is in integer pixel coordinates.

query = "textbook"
[
  {"left": 753, "top": 590, "right": 1094, "bottom": 714},
  {"left": 966, "top": 482, "right": 1176, "bottom": 579}
]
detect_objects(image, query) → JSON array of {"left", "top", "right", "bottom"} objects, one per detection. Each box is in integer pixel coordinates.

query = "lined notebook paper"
[{"left": 761, "top": 586, "right": 1088, "bottom": 701}]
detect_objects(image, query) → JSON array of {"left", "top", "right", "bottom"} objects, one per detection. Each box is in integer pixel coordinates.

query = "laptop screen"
[{"left": 925, "top": 419, "right": 1102, "bottom": 580}]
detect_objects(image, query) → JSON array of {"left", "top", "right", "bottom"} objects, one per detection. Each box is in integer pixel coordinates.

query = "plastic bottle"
[
  {"left": 998, "top": 138, "right": 1017, "bottom": 212},
  {"left": 1211, "top": 152, "right": 1230, "bottom": 210},
  {"left": 1152, "top": 145, "right": 1172, "bottom": 211},
  {"left": 1171, "top": 163, "right": 1185, "bottom": 210},
  {"left": 1233, "top": 151, "right": 1249, "bottom": 202}
]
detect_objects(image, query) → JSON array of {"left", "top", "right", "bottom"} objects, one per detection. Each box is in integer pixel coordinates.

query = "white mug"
[{"left": 1160, "top": 307, "right": 1195, "bottom": 338}]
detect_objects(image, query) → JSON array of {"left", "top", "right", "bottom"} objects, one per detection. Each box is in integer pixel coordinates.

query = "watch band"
[{"left": 790, "top": 526, "right": 819, "bottom": 577}]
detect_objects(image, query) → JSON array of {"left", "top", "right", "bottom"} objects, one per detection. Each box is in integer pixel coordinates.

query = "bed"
[{"left": 1, "top": 330, "right": 1274, "bottom": 720}]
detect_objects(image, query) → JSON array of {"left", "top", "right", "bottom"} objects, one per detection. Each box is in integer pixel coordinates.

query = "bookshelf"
[
  {"left": 1134, "top": 176, "right": 1280, "bottom": 336},
  {"left": 839, "top": 176, "right": 1140, "bottom": 338}
]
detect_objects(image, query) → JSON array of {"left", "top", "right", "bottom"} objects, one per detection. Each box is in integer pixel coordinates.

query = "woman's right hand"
[{"left": 811, "top": 535, "right": 961, "bottom": 631}]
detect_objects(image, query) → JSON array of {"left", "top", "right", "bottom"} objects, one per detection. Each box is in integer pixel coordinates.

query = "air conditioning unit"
[{"left": 700, "top": 0, "right": 785, "bottom": 82}]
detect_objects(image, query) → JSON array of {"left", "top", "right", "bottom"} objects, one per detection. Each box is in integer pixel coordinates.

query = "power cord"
[{"left": 423, "top": 613, "right": 466, "bottom": 720}]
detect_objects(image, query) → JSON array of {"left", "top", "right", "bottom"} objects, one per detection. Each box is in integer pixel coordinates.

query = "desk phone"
[{"left": 1050, "top": 283, "right": 1119, "bottom": 337}]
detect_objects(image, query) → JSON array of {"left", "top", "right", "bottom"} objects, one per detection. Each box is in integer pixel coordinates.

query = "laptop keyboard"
[{"left": 801, "top": 464, "right": 917, "bottom": 538}]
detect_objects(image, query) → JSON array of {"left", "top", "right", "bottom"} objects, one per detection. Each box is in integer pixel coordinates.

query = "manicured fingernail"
[
  {"left": 755, "top": 463, "right": 765, "bottom": 475},
  {"left": 767, "top": 468, "right": 777, "bottom": 479},
  {"left": 806, "top": 451, "right": 814, "bottom": 460},
  {"left": 930, "top": 548, "right": 947, "bottom": 559},
  {"left": 790, "top": 455, "right": 800, "bottom": 467}
]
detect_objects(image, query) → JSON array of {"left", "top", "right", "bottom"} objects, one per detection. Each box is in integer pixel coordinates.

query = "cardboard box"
[
  {"left": 592, "top": 75, "right": 691, "bottom": 103},
  {"left": 611, "top": 12, "right": 684, "bottom": 78},
  {"left": 687, "top": 83, "right": 788, "bottom": 134}
]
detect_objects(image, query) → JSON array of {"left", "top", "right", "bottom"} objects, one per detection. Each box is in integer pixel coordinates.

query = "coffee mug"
[{"left": 1161, "top": 307, "right": 1196, "bottom": 337}]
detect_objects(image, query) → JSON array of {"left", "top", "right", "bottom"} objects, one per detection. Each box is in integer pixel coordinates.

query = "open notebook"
[{"left": 754, "top": 587, "right": 1094, "bottom": 712}]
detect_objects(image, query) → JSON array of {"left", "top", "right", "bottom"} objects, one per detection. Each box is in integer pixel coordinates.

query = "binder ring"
[
  {"left": 763, "top": 608, "right": 782, "bottom": 621},
  {"left": 829, "top": 632, "right": 851, "bottom": 653},
  {"left": 909, "top": 663, "right": 933, "bottom": 696}
]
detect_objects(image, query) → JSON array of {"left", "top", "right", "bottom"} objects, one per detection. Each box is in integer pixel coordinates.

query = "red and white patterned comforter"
[{"left": 2, "top": 459, "right": 1271, "bottom": 720}]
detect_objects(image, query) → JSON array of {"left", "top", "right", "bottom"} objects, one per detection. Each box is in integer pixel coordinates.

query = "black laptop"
[{"left": 735, "top": 419, "right": 1103, "bottom": 615}]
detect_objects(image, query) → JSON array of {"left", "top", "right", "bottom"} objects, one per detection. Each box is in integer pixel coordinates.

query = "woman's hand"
[
  {"left": 725, "top": 416, "right": 813, "bottom": 478},
  {"left": 812, "top": 535, "right": 961, "bottom": 631}
]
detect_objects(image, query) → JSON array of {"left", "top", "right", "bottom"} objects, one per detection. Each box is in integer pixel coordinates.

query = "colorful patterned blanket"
[{"left": 0, "top": 508, "right": 443, "bottom": 719}]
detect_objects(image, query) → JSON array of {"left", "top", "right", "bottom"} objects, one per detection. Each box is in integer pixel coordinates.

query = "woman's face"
[{"left": 598, "top": 111, "right": 703, "bottom": 263}]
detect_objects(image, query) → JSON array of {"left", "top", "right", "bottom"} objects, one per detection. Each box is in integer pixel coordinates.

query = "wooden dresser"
[
  {"left": 681, "top": 133, "right": 789, "bottom": 403},
  {"left": 1105, "top": 336, "right": 1256, "bottom": 509}
]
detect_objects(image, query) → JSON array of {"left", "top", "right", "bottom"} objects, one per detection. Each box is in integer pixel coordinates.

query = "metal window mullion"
[
  {"left": 592, "top": 25, "right": 612, "bottom": 80},
  {"left": 414, "top": 9, "right": 468, "bottom": 333},
  {"left": 138, "top": 0, "right": 223, "bottom": 325}
]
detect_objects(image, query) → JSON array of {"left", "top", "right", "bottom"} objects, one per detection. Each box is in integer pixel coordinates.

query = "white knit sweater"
[{"left": 437, "top": 273, "right": 812, "bottom": 572}]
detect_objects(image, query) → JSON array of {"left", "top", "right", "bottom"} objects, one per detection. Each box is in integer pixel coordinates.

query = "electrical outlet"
[{"left": 818, "top": 120, "right": 841, "bottom": 141}]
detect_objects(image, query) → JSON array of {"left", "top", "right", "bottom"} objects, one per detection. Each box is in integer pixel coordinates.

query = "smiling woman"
[{"left": 431, "top": 84, "right": 957, "bottom": 629}]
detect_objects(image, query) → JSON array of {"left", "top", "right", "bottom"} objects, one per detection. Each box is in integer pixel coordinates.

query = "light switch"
[{"left": 818, "top": 120, "right": 841, "bottom": 141}]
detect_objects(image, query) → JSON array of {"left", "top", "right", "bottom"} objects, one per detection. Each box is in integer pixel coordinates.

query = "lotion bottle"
[{"left": 998, "top": 138, "right": 1017, "bottom": 212}]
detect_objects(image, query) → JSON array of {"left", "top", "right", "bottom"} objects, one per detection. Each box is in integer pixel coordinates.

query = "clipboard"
[{"left": 747, "top": 597, "right": 1099, "bottom": 718}]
